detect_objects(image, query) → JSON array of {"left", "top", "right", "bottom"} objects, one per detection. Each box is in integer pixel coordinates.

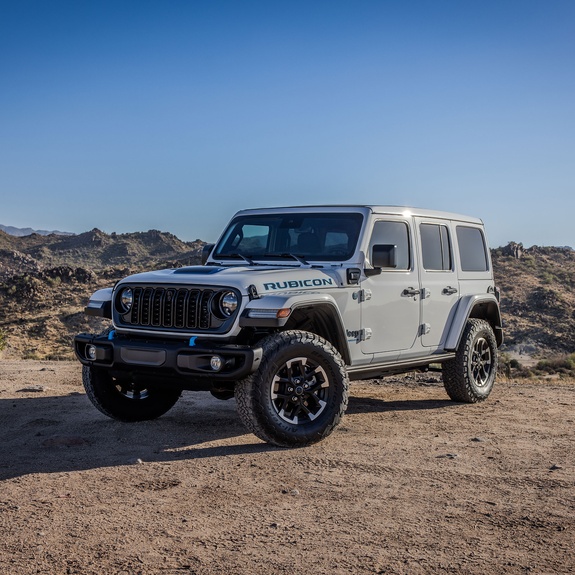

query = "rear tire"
[
  {"left": 82, "top": 366, "right": 181, "bottom": 421},
  {"left": 235, "top": 331, "right": 349, "bottom": 447},
  {"left": 442, "top": 318, "right": 498, "bottom": 402}
]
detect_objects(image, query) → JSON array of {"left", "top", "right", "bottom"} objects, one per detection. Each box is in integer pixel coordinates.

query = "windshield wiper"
[
  {"left": 267, "top": 253, "right": 310, "bottom": 265},
  {"left": 229, "top": 253, "right": 255, "bottom": 265}
]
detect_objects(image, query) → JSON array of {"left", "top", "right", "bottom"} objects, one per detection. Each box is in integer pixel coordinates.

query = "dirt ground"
[{"left": 0, "top": 361, "right": 573, "bottom": 575}]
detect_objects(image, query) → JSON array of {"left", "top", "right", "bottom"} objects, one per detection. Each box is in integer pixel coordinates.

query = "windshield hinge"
[{"left": 248, "top": 284, "right": 260, "bottom": 300}]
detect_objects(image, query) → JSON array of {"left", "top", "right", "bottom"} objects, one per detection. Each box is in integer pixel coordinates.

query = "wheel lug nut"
[
  {"left": 287, "top": 387, "right": 293, "bottom": 392},
  {"left": 292, "top": 396, "right": 298, "bottom": 402}
]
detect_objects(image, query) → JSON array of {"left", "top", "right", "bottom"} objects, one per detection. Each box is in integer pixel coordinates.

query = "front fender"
[
  {"left": 239, "top": 292, "right": 338, "bottom": 327},
  {"left": 239, "top": 292, "right": 351, "bottom": 364}
]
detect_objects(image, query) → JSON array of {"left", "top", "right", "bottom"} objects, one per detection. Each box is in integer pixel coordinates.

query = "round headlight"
[
  {"left": 219, "top": 291, "right": 238, "bottom": 317},
  {"left": 120, "top": 288, "right": 133, "bottom": 312}
]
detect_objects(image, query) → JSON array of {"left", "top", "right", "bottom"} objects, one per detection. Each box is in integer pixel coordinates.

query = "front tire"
[
  {"left": 82, "top": 366, "right": 181, "bottom": 422},
  {"left": 442, "top": 318, "right": 498, "bottom": 402},
  {"left": 235, "top": 331, "right": 349, "bottom": 447}
]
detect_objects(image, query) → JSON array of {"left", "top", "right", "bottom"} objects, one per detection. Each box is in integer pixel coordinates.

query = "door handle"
[
  {"left": 442, "top": 286, "right": 458, "bottom": 295},
  {"left": 403, "top": 287, "right": 421, "bottom": 297}
]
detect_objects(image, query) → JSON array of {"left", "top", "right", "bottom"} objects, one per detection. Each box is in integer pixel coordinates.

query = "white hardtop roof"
[{"left": 234, "top": 205, "right": 484, "bottom": 225}]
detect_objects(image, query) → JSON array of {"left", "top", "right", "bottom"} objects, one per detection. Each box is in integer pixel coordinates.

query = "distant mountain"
[
  {"left": 0, "top": 227, "right": 205, "bottom": 279},
  {"left": 0, "top": 224, "right": 75, "bottom": 237}
]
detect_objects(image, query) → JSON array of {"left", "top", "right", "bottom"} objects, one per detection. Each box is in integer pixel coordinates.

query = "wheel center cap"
[{"left": 295, "top": 385, "right": 304, "bottom": 395}]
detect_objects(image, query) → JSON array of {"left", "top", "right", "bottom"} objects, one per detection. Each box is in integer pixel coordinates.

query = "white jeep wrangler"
[{"left": 75, "top": 206, "right": 502, "bottom": 447}]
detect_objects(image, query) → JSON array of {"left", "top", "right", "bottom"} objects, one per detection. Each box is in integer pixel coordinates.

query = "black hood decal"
[{"left": 173, "top": 266, "right": 226, "bottom": 275}]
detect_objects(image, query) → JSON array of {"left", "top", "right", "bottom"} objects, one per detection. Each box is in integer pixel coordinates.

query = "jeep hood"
[{"left": 116, "top": 265, "right": 342, "bottom": 295}]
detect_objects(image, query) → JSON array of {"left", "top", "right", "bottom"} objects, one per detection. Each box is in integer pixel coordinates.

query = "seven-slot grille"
[{"left": 123, "top": 286, "right": 223, "bottom": 331}]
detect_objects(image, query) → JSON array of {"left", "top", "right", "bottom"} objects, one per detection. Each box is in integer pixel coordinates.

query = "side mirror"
[
  {"left": 201, "top": 243, "right": 215, "bottom": 265},
  {"left": 372, "top": 244, "right": 397, "bottom": 269}
]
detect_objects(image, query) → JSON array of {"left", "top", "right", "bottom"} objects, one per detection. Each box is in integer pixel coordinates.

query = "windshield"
[{"left": 214, "top": 213, "right": 364, "bottom": 262}]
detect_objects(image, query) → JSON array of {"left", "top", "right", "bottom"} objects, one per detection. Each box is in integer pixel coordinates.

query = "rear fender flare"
[{"left": 444, "top": 294, "right": 503, "bottom": 351}]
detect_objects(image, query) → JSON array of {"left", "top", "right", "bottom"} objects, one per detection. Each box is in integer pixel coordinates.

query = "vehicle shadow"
[
  {"left": 346, "top": 394, "right": 454, "bottom": 414},
  {"left": 0, "top": 391, "right": 275, "bottom": 481},
  {"left": 1, "top": 388, "right": 455, "bottom": 481}
]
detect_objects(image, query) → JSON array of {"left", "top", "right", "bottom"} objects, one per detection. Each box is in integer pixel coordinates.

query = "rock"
[
  {"left": 17, "top": 385, "right": 46, "bottom": 393},
  {"left": 500, "top": 242, "right": 524, "bottom": 259},
  {"left": 281, "top": 487, "right": 300, "bottom": 495}
]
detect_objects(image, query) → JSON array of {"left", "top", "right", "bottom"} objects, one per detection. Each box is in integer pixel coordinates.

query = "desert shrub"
[
  {"left": 498, "top": 352, "right": 575, "bottom": 379},
  {"left": 541, "top": 272, "right": 555, "bottom": 285},
  {"left": 537, "top": 356, "right": 575, "bottom": 372},
  {"left": 514, "top": 365, "right": 536, "bottom": 378},
  {"left": 46, "top": 276, "right": 62, "bottom": 287},
  {"left": 533, "top": 354, "right": 575, "bottom": 377},
  {"left": 499, "top": 352, "right": 525, "bottom": 379}
]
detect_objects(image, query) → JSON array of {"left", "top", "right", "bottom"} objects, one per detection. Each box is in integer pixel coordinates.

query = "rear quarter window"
[
  {"left": 420, "top": 223, "right": 452, "bottom": 271},
  {"left": 456, "top": 226, "right": 489, "bottom": 272}
]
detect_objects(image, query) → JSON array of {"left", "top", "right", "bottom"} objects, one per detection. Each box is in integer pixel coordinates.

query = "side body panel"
[{"left": 359, "top": 214, "right": 420, "bottom": 359}]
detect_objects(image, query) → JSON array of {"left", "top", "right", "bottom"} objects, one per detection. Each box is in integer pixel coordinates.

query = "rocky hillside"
[
  {"left": 0, "top": 229, "right": 204, "bottom": 359},
  {"left": 492, "top": 242, "right": 575, "bottom": 355},
  {"left": 0, "top": 228, "right": 204, "bottom": 278},
  {"left": 0, "top": 231, "right": 573, "bottom": 361}
]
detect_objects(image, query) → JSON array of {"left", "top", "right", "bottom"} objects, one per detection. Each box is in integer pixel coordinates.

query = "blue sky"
[{"left": 1, "top": 1, "right": 574, "bottom": 247}]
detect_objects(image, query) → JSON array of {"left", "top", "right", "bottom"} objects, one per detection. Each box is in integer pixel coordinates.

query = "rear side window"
[
  {"left": 420, "top": 224, "right": 452, "bottom": 271},
  {"left": 456, "top": 226, "right": 488, "bottom": 272},
  {"left": 369, "top": 221, "right": 410, "bottom": 270}
]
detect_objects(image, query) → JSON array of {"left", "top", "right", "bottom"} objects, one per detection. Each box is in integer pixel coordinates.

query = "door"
[
  {"left": 416, "top": 219, "right": 459, "bottom": 348},
  {"left": 360, "top": 219, "right": 421, "bottom": 355}
]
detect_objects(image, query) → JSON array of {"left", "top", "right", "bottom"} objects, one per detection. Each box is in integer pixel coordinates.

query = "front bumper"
[{"left": 74, "top": 332, "right": 262, "bottom": 382}]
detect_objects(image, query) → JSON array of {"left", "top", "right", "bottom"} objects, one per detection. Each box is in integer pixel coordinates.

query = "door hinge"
[
  {"left": 353, "top": 289, "right": 372, "bottom": 303},
  {"left": 360, "top": 328, "right": 373, "bottom": 341},
  {"left": 420, "top": 323, "right": 431, "bottom": 336}
]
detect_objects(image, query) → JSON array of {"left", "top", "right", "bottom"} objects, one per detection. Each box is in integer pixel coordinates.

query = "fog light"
[
  {"left": 86, "top": 344, "right": 97, "bottom": 361},
  {"left": 210, "top": 355, "right": 223, "bottom": 372}
]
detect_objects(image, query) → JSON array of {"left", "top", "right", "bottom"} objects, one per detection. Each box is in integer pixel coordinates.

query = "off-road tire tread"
[
  {"left": 235, "top": 330, "right": 349, "bottom": 447},
  {"left": 442, "top": 318, "right": 497, "bottom": 403}
]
